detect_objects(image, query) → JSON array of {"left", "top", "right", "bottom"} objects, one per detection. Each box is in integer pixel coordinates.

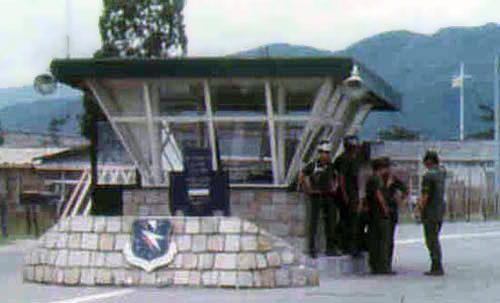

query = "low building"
[{"left": 50, "top": 57, "right": 401, "bottom": 251}]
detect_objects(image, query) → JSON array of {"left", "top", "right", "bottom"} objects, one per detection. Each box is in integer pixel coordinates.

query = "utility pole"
[
  {"left": 459, "top": 62, "right": 465, "bottom": 141},
  {"left": 452, "top": 63, "right": 471, "bottom": 140},
  {"left": 65, "top": 0, "right": 72, "bottom": 58}
]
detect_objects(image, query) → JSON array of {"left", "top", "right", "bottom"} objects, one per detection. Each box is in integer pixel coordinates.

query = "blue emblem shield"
[{"left": 123, "top": 219, "right": 178, "bottom": 272}]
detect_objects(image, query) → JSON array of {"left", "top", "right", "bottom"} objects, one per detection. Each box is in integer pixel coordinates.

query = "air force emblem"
[{"left": 123, "top": 219, "right": 177, "bottom": 272}]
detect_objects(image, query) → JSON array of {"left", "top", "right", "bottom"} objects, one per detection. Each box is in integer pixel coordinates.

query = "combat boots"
[{"left": 424, "top": 261, "right": 444, "bottom": 276}]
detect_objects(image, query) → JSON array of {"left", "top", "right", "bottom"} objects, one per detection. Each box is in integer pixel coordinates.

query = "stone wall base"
[{"left": 23, "top": 216, "right": 319, "bottom": 288}]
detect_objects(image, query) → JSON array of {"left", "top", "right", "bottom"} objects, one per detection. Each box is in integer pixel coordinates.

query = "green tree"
[
  {"left": 80, "top": 0, "right": 188, "bottom": 138},
  {"left": 48, "top": 115, "right": 69, "bottom": 146},
  {"left": 96, "top": 0, "right": 187, "bottom": 58},
  {"left": 468, "top": 103, "right": 494, "bottom": 139},
  {"left": 377, "top": 125, "right": 421, "bottom": 141}
]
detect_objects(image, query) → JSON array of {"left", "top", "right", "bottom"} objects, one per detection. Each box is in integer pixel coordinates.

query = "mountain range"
[{"left": 2, "top": 22, "right": 500, "bottom": 140}]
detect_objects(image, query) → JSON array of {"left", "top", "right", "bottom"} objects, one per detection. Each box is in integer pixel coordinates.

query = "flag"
[{"left": 451, "top": 75, "right": 463, "bottom": 88}]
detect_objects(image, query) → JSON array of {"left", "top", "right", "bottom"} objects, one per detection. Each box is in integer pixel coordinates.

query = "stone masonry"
[
  {"left": 24, "top": 216, "right": 319, "bottom": 288},
  {"left": 122, "top": 189, "right": 315, "bottom": 253}
]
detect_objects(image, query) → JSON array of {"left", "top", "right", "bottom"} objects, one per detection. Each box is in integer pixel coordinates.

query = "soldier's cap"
[
  {"left": 423, "top": 150, "right": 439, "bottom": 163},
  {"left": 317, "top": 140, "right": 332, "bottom": 153},
  {"left": 372, "top": 157, "right": 392, "bottom": 170},
  {"left": 343, "top": 135, "right": 359, "bottom": 147}
]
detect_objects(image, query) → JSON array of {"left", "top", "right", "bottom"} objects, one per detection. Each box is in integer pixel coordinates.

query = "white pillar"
[
  {"left": 460, "top": 62, "right": 465, "bottom": 141},
  {"left": 143, "top": 83, "right": 163, "bottom": 184},
  {"left": 265, "top": 81, "right": 280, "bottom": 185},
  {"left": 203, "top": 80, "right": 219, "bottom": 171}
]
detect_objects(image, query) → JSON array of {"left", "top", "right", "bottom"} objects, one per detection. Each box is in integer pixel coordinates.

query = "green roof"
[{"left": 50, "top": 57, "right": 401, "bottom": 110}]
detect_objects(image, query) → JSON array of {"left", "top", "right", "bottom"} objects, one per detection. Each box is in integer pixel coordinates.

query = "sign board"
[{"left": 183, "top": 147, "right": 213, "bottom": 189}]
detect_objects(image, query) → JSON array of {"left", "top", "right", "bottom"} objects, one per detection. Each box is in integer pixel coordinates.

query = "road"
[{"left": 4, "top": 222, "right": 500, "bottom": 303}]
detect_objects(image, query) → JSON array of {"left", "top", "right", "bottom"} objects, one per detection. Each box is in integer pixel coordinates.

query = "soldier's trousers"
[
  {"left": 423, "top": 221, "right": 443, "bottom": 269},
  {"left": 0, "top": 202, "right": 6, "bottom": 238},
  {"left": 388, "top": 220, "right": 397, "bottom": 271},
  {"left": 368, "top": 218, "right": 391, "bottom": 273},
  {"left": 308, "top": 194, "right": 338, "bottom": 254}
]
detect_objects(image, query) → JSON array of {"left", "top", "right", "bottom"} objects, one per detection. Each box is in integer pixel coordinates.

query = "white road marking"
[
  {"left": 397, "top": 231, "right": 500, "bottom": 245},
  {"left": 45, "top": 289, "right": 135, "bottom": 303}
]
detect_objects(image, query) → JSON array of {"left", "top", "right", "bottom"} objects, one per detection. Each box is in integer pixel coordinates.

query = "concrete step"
[{"left": 316, "top": 253, "right": 368, "bottom": 278}]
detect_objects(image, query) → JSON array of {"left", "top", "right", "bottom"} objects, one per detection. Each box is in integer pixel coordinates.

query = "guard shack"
[{"left": 50, "top": 57, "right": 401, "bottom": 251}]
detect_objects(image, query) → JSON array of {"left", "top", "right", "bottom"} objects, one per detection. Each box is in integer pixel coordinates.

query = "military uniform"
[
  {"left": 302, "top": 159, "right": 338, "bottom": 256},
  {"left": 366, "top": 174, "right": 391, "bottom": 274},
  {"left": 421, "top": 165, "right": 446, "bottom": 274},
  {"left": 334, "top": 151, "right": 364, "bottom": 255},
  {"left": 384, "top": 177, "right": 408, "bottom": 272}
]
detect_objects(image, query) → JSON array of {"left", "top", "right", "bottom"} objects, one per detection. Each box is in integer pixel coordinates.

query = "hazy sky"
[{"left": 0, "top": 0, "right": 499, "bottom": 88}]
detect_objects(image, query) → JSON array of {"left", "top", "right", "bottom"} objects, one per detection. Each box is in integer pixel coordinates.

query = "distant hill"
[
  {"left": 2, "top": 23, "right": 500, "bottom": 140},
  {"left": 235, "top": 23, "right": 500, "bottom": 140},
  {"left": 0, "top": 94, "right": 82, "bottom": 135}
]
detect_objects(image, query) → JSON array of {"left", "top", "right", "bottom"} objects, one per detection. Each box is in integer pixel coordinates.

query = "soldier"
[
  {"left": 365, "top": 158, "right": 392, "bottom": 274},
  {"left": 334, "top": 135, "right": 364, "bottom": 256},
  {"left": 383, "top": 158, "right": 408, "bottom": 274},
  {"left": 300, "top": 141, "right": 339, "bottom": 258},
  {"left": 416, "top": 150, "right": 446, "bottom": 276}
]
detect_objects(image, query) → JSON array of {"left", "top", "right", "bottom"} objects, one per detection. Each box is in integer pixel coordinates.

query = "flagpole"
[
  {"left": 460, "top": 62, "right": 465, "bottom": 141},
  {"left": 494, "top": 56, "right": 500, "bottom": 197}
]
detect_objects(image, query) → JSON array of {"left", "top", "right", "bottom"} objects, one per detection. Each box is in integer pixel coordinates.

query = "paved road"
[{"left": 4, "top": 222, "right": 500, "bottom": 303}]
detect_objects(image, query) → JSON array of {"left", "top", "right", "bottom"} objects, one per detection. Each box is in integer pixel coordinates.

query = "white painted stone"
[
  {"left": 202, "top": 271, "right": 219, "bottom": 286},
  {"left": 173, "top": 270, "right": 189, "bottom": 285},
  {"left": 106, "top": 217, "right": 122, "bottom": 233},
  {"left": 219, "top": 218, "right": 241, "bottom": 233},
  {"left": 81, "top": 233, "right": 99, "bottom": 250},
  {"left": 256, "top": 253, "right": 268, "bottom": 269},
  {"left": 214, "top": 253, "right": 237, "bottom": 270},
  {"left": 58, "top": 218, "right": 70, "bottom": 232},
  {"left": 181, "top": 253, "right": 198, "bottom": 269},
  {"left": 242, "top": 221, "right": 259, "bottom": 234},
  {"left": 105, "top": 253, "right": 124, "bottom": 268},
  {"left": 241, "top": 235, "right": 257, "bottom": 251},
  {"left": 175, "top": 235, "right": 192, "bottom": 252},
  {"left": 185, "top": 218, "right": 200, "bottom": 234},
  {"left": 69, "top": 251, "right": 89, "bottom": 267},
  {"left": 275, "top": 269, "right": 290, "bottom": 287},
  {"left": 238, "top": 253, "right": 257, "bottom": 270},
  {"left": 93, "top": 217, "right": 106, "bottom": 233},
  {"left": 207, "top": 235, "right": 224, "bottom": 252},
  {"left": 99, "top": 234, "right": 114, "bottom": 251},
  {"left": 71, "top": 216, "right": 94, "bottom": 232},
  {"left": 189, "top": 271, "right": 201, "bottom": 286},
  {"left": 219, "top": 271, "right": 237, "bottom": 287},
  {"left": 198, "top": 254, "right": 214, "bottom": 270},
  {"left": 91, "top": 252, "right": 105, "bottom": 267},
  {"left": 140, "top": 271, "right": 156, "bottom": 285},
  {"left": 55, "top": 250, "right": 68, "bottom": 267},
  {"left": 238, "top": 271, "right": 254, "bottom": 288},
  {"left": 114, "top": 234, "right": 129, "bottom": 251},
  {"left": 192, "top": 235, "right": 207, "bottom": 252},
  {"left": 281, "top": 249, "right": 295, "bottom": 265},
  {"left": 156, "top": 271, "right": 174, "bottom": 285},
  {"left": 56, "top": 233, "right": 68, "bottom": 249},
  {"left": 200, "top": 217, "right": 218, "bottom": 234},
  {"left": 224, "top": 235, "right": 240, "bottom": 252},
  {"left": 68, "top": 233, "right": 81, "bottom": 249},
  {"left": 80, "top": 268, "right": 96, "bottom": 286}
]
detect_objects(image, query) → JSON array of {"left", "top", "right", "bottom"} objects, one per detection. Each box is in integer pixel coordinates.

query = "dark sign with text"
[{"left": 183, "top": 147, "right": 212, "bottom": 189}]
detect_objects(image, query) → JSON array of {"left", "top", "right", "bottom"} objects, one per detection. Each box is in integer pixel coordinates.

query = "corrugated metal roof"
[
  {"left": 0, "top": 148, "right": 68, "bottom": 168},
  {"left": 50, "top": 57, "right": 401, "bottom": 111},
  {"left": 371, "top": 141, "right": 496, "bottom": 161}
]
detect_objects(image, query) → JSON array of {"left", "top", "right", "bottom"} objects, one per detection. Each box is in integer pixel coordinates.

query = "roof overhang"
[{"left": 51, "top": 57, "right": 401, "bottom": 111}]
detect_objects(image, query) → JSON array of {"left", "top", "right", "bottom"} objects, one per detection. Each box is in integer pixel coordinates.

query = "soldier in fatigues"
[
  {"left": 300, "top": 141, "right": 339, "bottom": 258},
  {"left": 334, "top": 135, "right": 364, "bottom": 256},
  {"left": 365, "top": 158, "right": 392, "bottom": 274},
  {"left": 416, "top": 151, "right": 446, "bottom": 276},
  {"left": 383, "top": 158, "right": 408, "bottom": 274}
]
